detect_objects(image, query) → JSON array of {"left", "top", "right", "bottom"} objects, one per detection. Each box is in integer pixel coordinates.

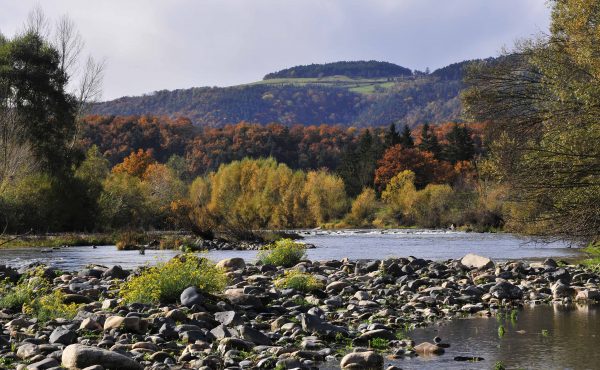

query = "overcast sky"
[{"left": 0, "top": 0, "right": 551, "bottom": 100}]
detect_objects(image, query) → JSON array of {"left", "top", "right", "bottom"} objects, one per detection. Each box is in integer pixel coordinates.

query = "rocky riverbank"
[{"left": 1, "top": 253, "right": 599, "bottom": 370}]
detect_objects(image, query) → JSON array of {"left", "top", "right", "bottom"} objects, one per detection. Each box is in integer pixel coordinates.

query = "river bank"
[{"left": 1, "top": 253, "right": 599, "bottom": 369}]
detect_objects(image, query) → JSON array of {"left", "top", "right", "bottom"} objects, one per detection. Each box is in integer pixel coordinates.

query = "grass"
[
  {"left": 243, "top": 75, "right": 400, "bottom": 95},
  {"left": 119, "top": 254, "right": 228, "bottom": 304},
  {"left": 493, "top": 361, "right": 506, "bottom": 370},
  {"left": 0, "top": 233, "right": 114, "bottom": 249},
  {"left": 257, "top": 238, "right": 306, "bottom": 267},
  {"left": 368, "top": 338, "right": 390, "bottom": 351},
  {"left": 275, "top": 270, "right": 323, "bottom": 293},
  {"left": 582, "top": 242, "right": 600, "bottom": 267},
  {"left": 498, "top": 325, "right": 505, "bottom": 338}
]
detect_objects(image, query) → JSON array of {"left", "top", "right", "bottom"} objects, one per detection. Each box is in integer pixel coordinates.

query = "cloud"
[{"left": 0, "top": 0, "right": 551, "bottom": 100}]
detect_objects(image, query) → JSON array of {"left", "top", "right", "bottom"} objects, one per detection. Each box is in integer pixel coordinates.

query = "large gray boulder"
[
  {"left": 180, "top": 286, "right": 205, "bottom": 307},
  {"left": 340, "top": 350, "right": 384, "bottom": 369},
  {"left": 49, "top": 326, "right": 77, "bottom": 345},
  {"left": 62, "top": 344, "right": 143, "bottom": 370},
  {"left": 460, "top": 254, "right": 494, "bottom": 269}
]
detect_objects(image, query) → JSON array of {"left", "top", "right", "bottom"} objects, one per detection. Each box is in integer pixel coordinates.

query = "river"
[{"left": 0, "top": 230, "right": 579, "bottom": 270}]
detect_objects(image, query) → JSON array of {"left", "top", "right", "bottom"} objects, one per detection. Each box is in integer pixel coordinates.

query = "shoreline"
[{"left": 1, "top": 254, "right": 599, "bottom": 369}]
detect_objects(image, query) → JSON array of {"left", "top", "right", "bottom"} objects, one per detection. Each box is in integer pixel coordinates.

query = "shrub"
[
  {"left": 0, "top": 279, "right": 37, "bottom": 310},
  {"left": 120, "top": 254, "right": 228, "bottom": 304},
  {"left": 275, "top": 270, "right": 323, "bottom": 292},
  {"left": 24, "top": 290, "right": 79, "bottom": 322},
  {"left": 258, "top": 239, "right": 306, "bottom": 267},
  {"left": 346, "top": 187, "right": 379, "bottom": 227}
]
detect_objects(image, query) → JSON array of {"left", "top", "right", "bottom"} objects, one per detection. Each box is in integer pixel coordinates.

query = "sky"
[{"left": 0, "top": 0, "right": 551, "bottom": 100}]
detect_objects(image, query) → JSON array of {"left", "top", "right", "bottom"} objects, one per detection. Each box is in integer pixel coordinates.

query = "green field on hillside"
[{"left": 242, "top": 75, "right": 402, "bottom": 94}]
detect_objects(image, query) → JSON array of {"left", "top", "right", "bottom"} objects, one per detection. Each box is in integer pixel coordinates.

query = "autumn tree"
[
  {"left": 112, "top": 149, "right": 156, "bottom": 178},
  {"left": 463, "top": 0, "right": 600, "bottom": 242},
  {"left": 418, "top": 123, "right": 441, "bottom": 158}
]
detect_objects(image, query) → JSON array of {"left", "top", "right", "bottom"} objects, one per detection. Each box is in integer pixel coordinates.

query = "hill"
[
  {"left": 91, "top": 59, "right": 478, "bottom": 127},
  {"left": 263, "top": 60, "right": 412, "bottom": 79}
]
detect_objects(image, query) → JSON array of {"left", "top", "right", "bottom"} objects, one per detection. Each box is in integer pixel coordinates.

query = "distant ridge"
[
  {"left": 263, "top": 60, "right": 413, "bottom": 80},
  {"left": 91, "top": 59, "right": 484, "bottom": 128}
]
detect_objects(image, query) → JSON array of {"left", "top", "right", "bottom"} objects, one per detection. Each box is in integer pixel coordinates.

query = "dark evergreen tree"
[
  {"left": 338, "top": 129, "right": 380, "bottom": 197},
  {"left": 399, "top": 124, "right": 414, "bottom": 148},
  {"left": 443, "top": 124, "right": 475, "bottom": 163},
  {"left": 385, "top": 122, "right": 401, "bottom": 148},
  {"left": 418, "top": 123, "right": 441, "bottom": 158}
]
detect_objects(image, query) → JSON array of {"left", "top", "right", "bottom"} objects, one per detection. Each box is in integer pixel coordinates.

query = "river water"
[
  {"left": 0, "top": 230, "right": 593, "bottom": 369},
  {"left": 0, "top": 230, "right": 579, "bottom": 270}
]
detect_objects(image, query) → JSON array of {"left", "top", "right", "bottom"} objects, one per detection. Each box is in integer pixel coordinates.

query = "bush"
[
  {"left": 120, "top": 254, "right": 228, "bottom": 304},
  {"left": 258, "top": 239, "right": 307, "bottom": 267},
  {"left": 346, "top": 187, "right": 379, "bottom": 227},
  {"left": 0, "top": 279, "right": 37, "bottom": 310},
  {"left": 24, "top": 290, "right": 79, "bottom": 322},
  {"left": 275, "top": 270, "right": 323, "bottom": 292}
]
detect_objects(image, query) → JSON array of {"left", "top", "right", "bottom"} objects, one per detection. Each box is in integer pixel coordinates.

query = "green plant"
[
  {"left": 497, "top": 325, "right": 505, "bottom": 338},
  {"left": 120, "top": 254, "right": 228, "bottom": 304},
  {"left": 369, "top": 338, "right": 390, "bottom": 351},
  {"left": 275, "top": 270, "right": 323, "bottom": 292},
  {"left": 258, "top": 239, "right": 306, "bottom": 267},
  {"left": 493, "top": 361, "right": 506, "bottom": 370},
  {"left": 24, "top": 290, "right": 79, "bottom": 322},
  {"left": 541, "top": 329, "right": 549, "bottom": 337}
]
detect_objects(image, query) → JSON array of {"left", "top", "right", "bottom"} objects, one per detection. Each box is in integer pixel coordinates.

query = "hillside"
[{"left": 92, "top": 60, "right": 475, "bottom": 127}]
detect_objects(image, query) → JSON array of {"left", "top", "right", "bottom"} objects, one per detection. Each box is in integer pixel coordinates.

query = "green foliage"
[
  {"left": 25, "top": 290, "right": 79, "bottom": 322},
  {"left": 120, "top": 254, "right": 228, "bottom": 304},
  {"left": 368, "top": 338, "right": 390, "bottom": 351},
  {"left": 275, "top": 270, "right": 323, "bottom": 293},
  {"left": 0, "top": 279, "right": 37, "bottom": 310},
  {"left": 498, "top": 325, "right": 505, "bottom": 338},
  {"left": 264, "top": 60, "right": 412, "bottom": 79},
  {"left": 346, "top": 187, "right": 379, "bottom": 227},
  {"left": 493, "top": 361, "right": 507, "bottom": 370},
  {"left": 258, "top": 239, "right": 306, "bottom": 268}
]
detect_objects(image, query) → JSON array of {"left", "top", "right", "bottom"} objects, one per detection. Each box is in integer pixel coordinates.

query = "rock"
[
  {"left": 216, "top": 258, "right": 246, "bottom": 271},
  {"left": 16, "top": 343, "right": 40, "bottom": 359},
  {"left": 576, "top": 289, "right": 600, "bottom": 301},
  {"left": 102, "top": 265, "right": 129, "bottom": 280},
  {"left": 103, "top": 316, "right": 142, "bottom": 333},
  {"left": 357, "top": 329, "right": 396, "bottom": 342},
  {"left": 180, "top": 286, "right": 205, "bottom": 307},
  {"left": 461, "top": 254, "right": 494, "bottom": 269},
  {"left": 63, "top": 294, "right": 92, "bottom": 304},
  {"left": 26, "top": 358, "right": 60, "bottom": 370},
  {"left": 551, "top": 281, "right": 574, "bottom": 299},
  {"left": 214, "top": 310, "right": 242, "bottom": 326},
  {"left": 414, "top": 342, "right": 445, "bottom": 355},
  {"left": 489, "top": 281, "right": 523, "bottom": 300},
  {"left": 340, "top": 351, "right": 384, "bottom": 369},
  {"left": 80, "top": 318, "right": 103, "bottom": 331},
  {"left": 224, "top": 289, "right": 263, "bottom": 308},
  {"left": 239, "top": 325, "right": 272, "bottom": 345},
  {"left": 326, "top": 281, "right": 349, "bottom": 293},
  {"left": 49, "top": 326, "right": 77, "bottom": 345},
  {"left": 300, "top": 313, "right": 347, "bottom": 337},
  {"left": 62, "top": 344, "right": 143, "bottom": 370}
]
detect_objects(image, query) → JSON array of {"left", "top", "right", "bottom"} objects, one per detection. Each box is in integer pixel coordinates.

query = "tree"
[
  {"left": 338, "top": 129, "right": 382, "bottom": 197},
  {"left": 443, "top": 124, "right": 475, "bottom": 163},
  {"left": 374, "top": 145, "right": 453, "bottom": 190},
  {"left": 385, "top": 123, "right": 401, "bottom": 147},
  {"left": 399, "top": 124, "right": 414, "bottom": 148},
  {"left": 346, "top": 187, "right": 379, "bottom": 227},
  {"left": 463, "top": 0, "right": 600, "bottom": 242},
  {"left": 418, "top": 123, "right": 441, "bottom": 158},
  {"left": 112, "top": 149, "right": 156, "bottom": 178}
]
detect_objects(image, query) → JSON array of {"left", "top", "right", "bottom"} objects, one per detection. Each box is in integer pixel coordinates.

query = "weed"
[
  {"left": 257, "top": 239, "right": 306, "bottom": 267},
  {"left": 120, "top": 254, "right": 228, "bottom": 304},
  {"left": 275, "top": 270, "right": 323, "bottom": 293},
  {"left": 497, "top": 325, "right": 505, "bottom": 338},
  {"left": 369, "top": 338, "right": 390, "bottom": 351}
]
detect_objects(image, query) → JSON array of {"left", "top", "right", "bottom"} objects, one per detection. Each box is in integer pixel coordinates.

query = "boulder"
[
  {"left": 103, "top": 316, "right": 143, "bottom": 333},
  {"left": 216, "top": 258, "right": 246, "bottom": 271},
  {"left": 414, "top": 342, "right": 445, "bottom": 355},
  {"left": 49, "top": 326, "right": 77, "bottom": 345},
  {"left": 224, "top": 289, "right": 263, "bottom": 308},
  {"left": 300, "top": 313, "right": 347, "bottom": 337},
  {"left": 340, "top": 350, "right": 384, "bottom": 369},
  {"left": 214, "top": 310, "right": 242, "bottom": 326},
  {"left": 239, "top": 325, "right": 272, "bottom": 345},
  {"left": 180, "top": 287, "right": 205, "bottom": 307},
  {"left": 460, "top": 254, "right": 494, "bottom": 270},
  {"left": 26, "top": 358, "right": 59, "bottom": 370},
  {"left": 102, "top": 265, "right": 129, "bottom": 280},
  {"left": 489, "top": 281, "right": 523, "bottom": 300},
  {"left": 62, "top": 344, "right": 143, "bottom": 370}
]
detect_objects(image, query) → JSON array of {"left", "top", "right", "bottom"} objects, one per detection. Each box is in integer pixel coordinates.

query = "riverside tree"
[{"left": 463, "top": 0, "right": 600, "bottom": 242}]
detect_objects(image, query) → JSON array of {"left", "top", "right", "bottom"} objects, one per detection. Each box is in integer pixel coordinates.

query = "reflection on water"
[
  {"left": 0, "top": 230, "right": 579, "bottom": 270},
  {"left": 404, "top": 304, "right": 600, "bottom": 370}
]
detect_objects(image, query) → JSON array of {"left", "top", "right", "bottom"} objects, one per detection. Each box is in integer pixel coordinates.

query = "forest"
[
  {"left": 1, "top": 0, "right": 598, "bottom": 246},
  {"left": 91, "top": 60, "right": 466, "bottom": 128},
  {"left": 263, "top": 60, "right": 413, "bottom": 79}
]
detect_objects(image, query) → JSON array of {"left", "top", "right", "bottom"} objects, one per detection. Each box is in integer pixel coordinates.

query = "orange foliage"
[
  {"left": 112, "top": 149, "right": 156, "bottom": 178},
  {"left": 374, "top": 145, "right": 453, "bottom": 190}
]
